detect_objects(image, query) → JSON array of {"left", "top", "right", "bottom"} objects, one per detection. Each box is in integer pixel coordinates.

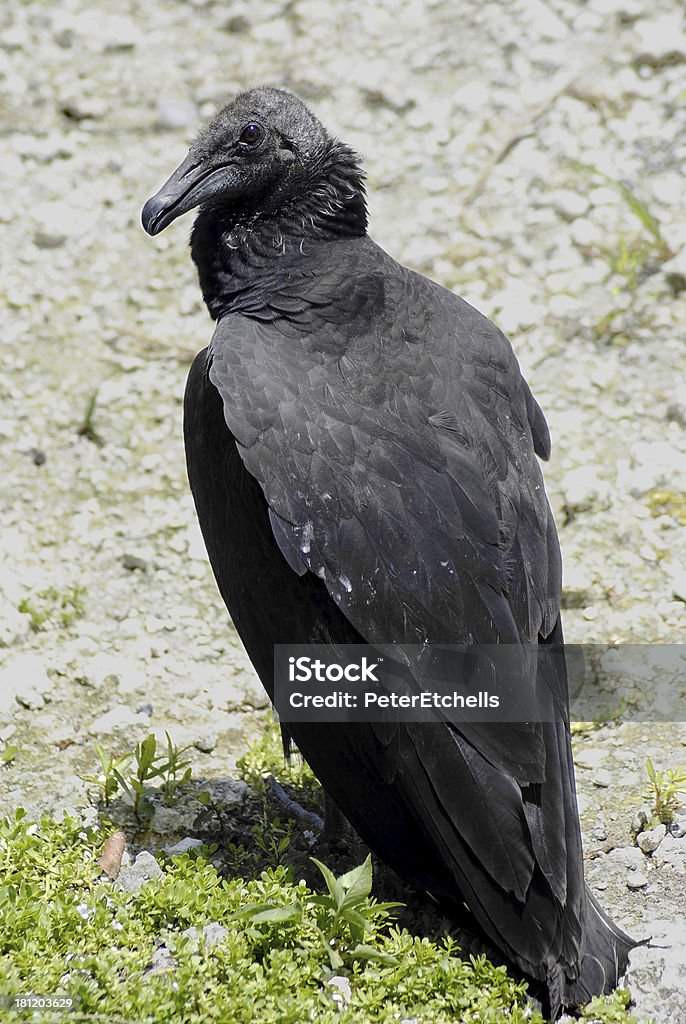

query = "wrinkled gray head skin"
[{"left": 142, "top": 87, "right": 332, "bottom": 235}]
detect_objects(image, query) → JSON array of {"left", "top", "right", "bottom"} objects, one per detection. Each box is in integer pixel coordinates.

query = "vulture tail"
[{"left": 549, "top": 889, "right": 637, "bottom": 1019}]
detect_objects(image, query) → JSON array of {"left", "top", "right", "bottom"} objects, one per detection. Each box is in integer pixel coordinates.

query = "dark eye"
[{"left": 239, "top": 122, "right": 263, "bottom": 146}]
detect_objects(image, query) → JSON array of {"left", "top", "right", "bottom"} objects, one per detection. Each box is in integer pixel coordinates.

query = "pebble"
[
  {"left": 164, "top": 837, "right": 204, "bottom": 856},
  {"left": 193, "top": 732, "right": 218, "bottom": 753},
  {"left": 560, "top": 466, "right": 610, "bottom": 519},
  {"left": 115, "top": 851, "right": 163, "bottom": 893},
  {"left": 652, "top": 834, "right": 686, "bottom": 872},
  {"left": 88, "top": 704, "right": 149, "bottom": 735},
  {"left": 148, "top": 945, "right": 178, "bottom": 974},
  {"left": 549, "top": 189, "right": 589, "bottom": 219},
  {"left": 0, "top": 653, "right": 52, "bottom": 713},
  {"left": 626, "top": 870, "right": 649, "bottom": 890},
  {"left": 671, "top": 816, "right": 686, "bottom": 839},
  {"left": 592, "top": 769, "right": 613, "bottom": 788},
  {"left": 155, "top": 99, "right": 199, "bottom": 131},
  {"left": 632, "top": 807, "right": 651, "bottom": 834},
  {"left": 636, "top": 823, "right": 667, "bottom": 854},
  {"left": 151, "top": 801, "right": 201, "bottom": 835},
  {"left": 203, "top": 778, "right": 249, "bottom": 806},
  {"left": 121, "top": 553, "right": 148, "bottom": 571}
]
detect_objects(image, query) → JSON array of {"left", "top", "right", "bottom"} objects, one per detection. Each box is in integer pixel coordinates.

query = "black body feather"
[{"left": 143, "top": 86, "right": 636, "bottom": 1019}]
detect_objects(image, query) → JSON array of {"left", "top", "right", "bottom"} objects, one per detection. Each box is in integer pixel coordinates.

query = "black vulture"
[{"left": 142, "top": 86, "right": 635, "bottom": 1018}]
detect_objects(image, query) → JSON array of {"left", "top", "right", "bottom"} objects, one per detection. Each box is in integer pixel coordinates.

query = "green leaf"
[
  {"left": 249, "top": 906, "right": 302, "bottom": 924},
  {"left": 349, "top": 943, "right": 398, "bottom": 964},
  {"left": 310, "top": 857, "right": 345, "bottom": 907},
  {"left": 337, "top": 854, "right": 373, "bottom": 901}
]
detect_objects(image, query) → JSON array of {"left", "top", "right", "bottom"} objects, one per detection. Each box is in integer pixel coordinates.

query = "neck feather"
[{"left": 190, "top": 140, "right": 367, "bottom": 319}]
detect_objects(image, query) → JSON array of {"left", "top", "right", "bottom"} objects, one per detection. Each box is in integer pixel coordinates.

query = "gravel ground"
[{"left": 2, "top": 0, "right": 686, "bottom": 1020}]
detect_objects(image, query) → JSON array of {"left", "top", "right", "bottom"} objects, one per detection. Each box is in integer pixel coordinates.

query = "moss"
[
  {"left": 17, "top": 585, "right": 86, "bottom": 632},
  {"left": 645, "top": 489, "right": 686, "bottom": 526}
]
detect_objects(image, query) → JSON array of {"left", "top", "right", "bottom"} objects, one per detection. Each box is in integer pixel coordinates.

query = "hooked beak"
[{"left": 141, "top": 150, "right": 238, "bottom": 236}]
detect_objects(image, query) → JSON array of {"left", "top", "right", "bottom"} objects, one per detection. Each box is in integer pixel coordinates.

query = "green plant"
[
  {"left": 645, "top": 489, "right": 686, "bottom": 526},
  {"left": 251, "top": 811, "right": 294, "bottom": 865},
  {"left": 572, "top": 163, "right": 672, "bottom": 292},
  {"left": 644, "top": 756, "right": 686, "bottom": 824},
  {"left": 87, "top": 733, "right": 194, "bottom": 815},
  {"left": 236, "top": 716, "right": 320, "bottom": 801},
  {"left": 308, "top": 854, "right": 402, "bottom": 969},
  {"left": 77, "top": 389, "right": 104, "bottom": 446},
  {"left": 579, "top": 988, "right": 639, "bottom": 1022},
  {"left": 115, "top": 733, "right": 192, "bottom": 816},
  {"left": 0, "top": 810, "right": 642, "bottom": 1024},
  {"left": 157, "top": 730, "right": 194, "bottom": 805},
  {"left": 83, "top": 743, "right": 132, "bottom": 807},
  {"left": 18, "top": 585, "right": 86, "bottom": 631},
  {"left": 0, "top": 743, "right": 17, "bottom": 766}
]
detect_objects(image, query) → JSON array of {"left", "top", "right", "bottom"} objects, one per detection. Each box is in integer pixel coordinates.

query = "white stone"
[
  {"left": 165, "top": 837, "right": 204, "bottom": 856},
  {"left": 87, "top": 704, "right": 148, "bottom": 735},
  {"left": 636, "top": 823, "right": 667, "bottom": 854},
  {"left": 115, "top": 851, "right": 163, "bottom": 893},
  {"left": 0, "top": 654, "right": 52, "bottom": 713}
]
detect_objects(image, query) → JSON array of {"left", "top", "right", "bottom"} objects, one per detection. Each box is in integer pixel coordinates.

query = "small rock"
[
  {"left": 561, "top": 563, "right": 594, "bottom": 608},
  {"left": 181, "top": 922, "right": 228, "bottom": 951},
  {"left": 222, "top": 13, "right": 250, "bottom": 33},
  {"left": 115, "top": 851, "right": 163, "bottom": 893},
  {"left": 592, "top": 824, "right": 608, "bottom": 842},
  {"left": 636, "top": 823, "right": 667, "bottom": 854},
  {"left": 148, "top": 945, "right": 178, "bottom": 974},
  {"left": 670, "top": 816, "right": 686, "bottom": 839},
  {"left": 662, "top": 251, "right": 686, "bottom": 298},
  {"left": 561, "top": 466, "right": 610, "bottom": 520},
  {"left": 165, "top": 837, "right": 204, "bottom": 856},
  {"left": 607, "top": 845, "right": 645, "bottom": 871},
  {"left": 1, "top": 27, "right": 28, "bottom": 52},
  {"left": 592, "top": 769, "right": 613, "bottom": 788},
  {"left": 60, "top": 95, "right": 108, "bottom": 121},
  {"left": 668, "top": 566, "right": 686, "bottom": 604},
  {"left": 155, "top": 98, "right": 199, "bottom": 130},
  {"left": 151, "top": 801, "right": 200, "bottom": 835},
  {"left": 626, "top": 870, "right": 649, "bottom": 890},
  {"left": 121, "top": 553, "right": 148, "bottom": 571},
  {"left": 88, "top": 704, "right": 148, "bottom": 735},
  {"left": 550, "top": 188, "right": 589, "bottom": 219},
  {"left": 0, "top": 653, "right": 52, "bottom": 712},
  {"left": 631, "top": 807, "right": 651, "bottom": 834},
  {"left": 193, "top": 732, "right": 218, "bottom": 753},
  {"left": 0, "top": 596, "right": 31, "bottom": 649},
  {"left": 203, "top": 778, "right": 249, "bottom": 806},
  {"left": 652, "top": 834, "right": 686, "bottom": 872},
  {"left": 32, "top": 200, "right": 81, "bottom": 248},
  {"left": 570, "top": 218, "right": 603, "bottom": 247},
  {"left": 102, "top": 17, "right": 137, "bottom": 52},
  {"left": 34, "top": 229, "right": 67, "bottom": 250}
]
